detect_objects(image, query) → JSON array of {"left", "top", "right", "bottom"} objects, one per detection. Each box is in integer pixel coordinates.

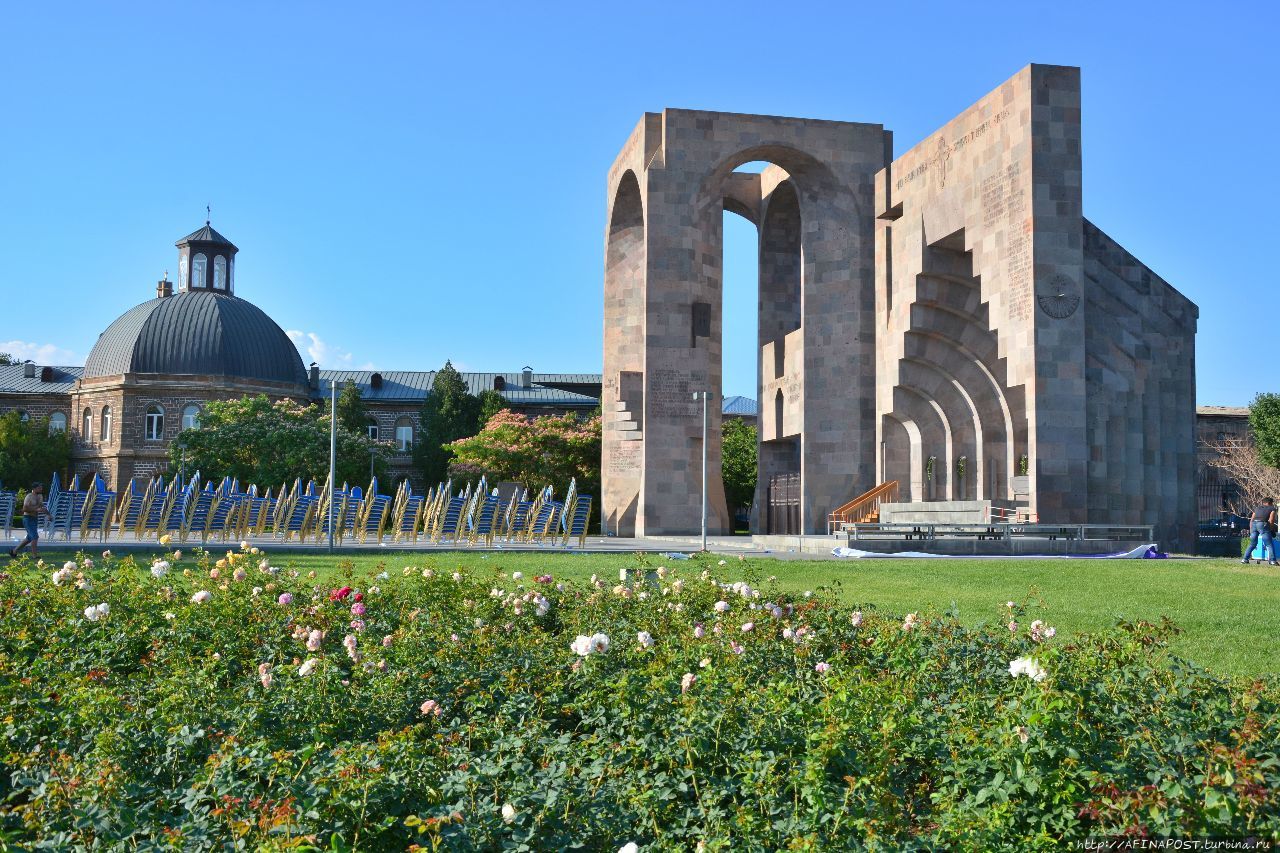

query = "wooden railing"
[{"left": 827, "top": 481, "right": 899, "bottom": 534}]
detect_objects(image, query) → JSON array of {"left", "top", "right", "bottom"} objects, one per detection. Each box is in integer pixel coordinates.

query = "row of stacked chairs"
[{"left": 21, "top": 472, "right": 593, "bottom": 547}]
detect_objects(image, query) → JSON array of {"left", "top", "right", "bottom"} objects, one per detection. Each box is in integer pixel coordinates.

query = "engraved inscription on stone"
[
  {"left": 649, "top": 368, "right": 697, "bottom": 419},
  {"left": 979, "top": 161, "right": 1032, "bottom": 322},
  {"left": 608, "top": 441, "right": 641, "bottom": 476},
  {"left": 1006, "top": 222, "right": 1033, "bottom": 322}
]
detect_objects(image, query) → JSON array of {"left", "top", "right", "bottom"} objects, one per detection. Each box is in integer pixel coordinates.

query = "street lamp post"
[
  {"left": 328, "top": 379, "right": 336, "bottom": 554},
  {"left": 693, "top": 390, "right": 711, "bottom": 552}
]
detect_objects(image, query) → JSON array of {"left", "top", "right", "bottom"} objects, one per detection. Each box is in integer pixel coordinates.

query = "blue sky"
[{"left": 1, "top": 1, "right": 1273, "bottom": 405}]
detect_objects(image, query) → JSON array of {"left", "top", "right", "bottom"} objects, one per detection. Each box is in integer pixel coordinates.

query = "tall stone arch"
[{"left": 602, "top": 110, "right": 889, "bottom": 535}]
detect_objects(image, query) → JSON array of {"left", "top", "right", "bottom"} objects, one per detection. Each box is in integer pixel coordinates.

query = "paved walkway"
[{"left": 11, "top": 531, "right": 838, "bottom": 559}]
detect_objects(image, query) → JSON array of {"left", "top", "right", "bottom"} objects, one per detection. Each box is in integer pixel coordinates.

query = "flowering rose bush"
[{"left": 0, "top": 549, "right": 1276, "bottom": 848}]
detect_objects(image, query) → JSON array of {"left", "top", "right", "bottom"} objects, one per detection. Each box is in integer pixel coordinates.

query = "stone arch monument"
[
  {"left": 602, "top": 64, "right": 1199, "bottom": 550},
  {"left": 602, "top": 111, "right": 888, "bottom": 536}
]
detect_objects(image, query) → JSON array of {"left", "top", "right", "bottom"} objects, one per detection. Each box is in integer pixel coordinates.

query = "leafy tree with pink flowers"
[{"left": 448, "top": 410, "right": 601, "bottom": 500}]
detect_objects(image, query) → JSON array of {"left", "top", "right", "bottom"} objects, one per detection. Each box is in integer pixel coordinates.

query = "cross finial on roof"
[
  {"left": 206, "top": 204, "right": 210, "bottom": 225},
  {"left": 163, "top": 269, "right": 169, "bottom": 282}
]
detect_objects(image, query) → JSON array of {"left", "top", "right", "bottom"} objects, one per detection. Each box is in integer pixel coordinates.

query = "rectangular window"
[
  {"left": 395, "top": 425, "right": 413, "bottom": 452},
  {"left": 691, "top": 301, "right": 711, "bottom": 348}
]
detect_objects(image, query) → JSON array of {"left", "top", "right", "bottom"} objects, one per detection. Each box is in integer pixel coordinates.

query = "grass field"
[{"left": 15, "top": 547, "right": 1280, "bottom": 677}]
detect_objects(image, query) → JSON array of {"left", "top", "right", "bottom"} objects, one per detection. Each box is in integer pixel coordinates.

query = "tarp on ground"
[{"left": 831, "top": 543, "right": 1157, "bottom": 560}]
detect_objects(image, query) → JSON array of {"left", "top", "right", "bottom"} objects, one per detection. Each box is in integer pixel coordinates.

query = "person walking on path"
[
  {"left": 9, "top": 482, "right": 52, "bottom": 559},
  {"left": 1242, "top": 497, "right": 1279, "bottom": 565}
]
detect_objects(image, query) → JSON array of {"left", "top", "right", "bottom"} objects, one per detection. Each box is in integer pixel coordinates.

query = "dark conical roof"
[
  {"left": 83, "top": 290, "right": 307, "bottom": 387},
  {"left": 176, "top": 223, "right": 237, "bottom": 250}
]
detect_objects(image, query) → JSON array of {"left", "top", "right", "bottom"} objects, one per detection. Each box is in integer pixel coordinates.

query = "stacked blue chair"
[
  {"left": 395, "top": 486, "right": 424, "bottom": 542},
  {"left": 114, "top": 478, "right": 147, "bottom": 536},
  {"left": 78, "top": 475, "right": 117, "bottom": 541},
  {"left": 357, "top": 479, "right": 391, "bottom": 543},
  {"left": 468, "top": 493, "right": 501, "bottom": 546},
  {"left": 436, "top": 495, "right": 466, "bottom": 543},
  {"left": 138, "top": 477, "right": 171, "bottom": 539},
  {"left": 182, "top": 481, "right": 218, "bottom": 542},
  {"left": 0, "top": 486, "right": 13, "bottom": 541},
  {"left": 245, "top": 486, "right": 276, "bottom": 537},
  {"left": 563, "top": 495, "right": 593, "bottom": 548},
  {"left": 160, "top": 480, "right": 197, "bottom": 539},
  {"left": 279, "top": 489, "right": 318, "bottom": 542}
]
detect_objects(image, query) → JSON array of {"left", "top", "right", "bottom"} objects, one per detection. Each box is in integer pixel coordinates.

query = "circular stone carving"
[{"left": 1037, "top": 274, "right": 1081, "bottom": 319}]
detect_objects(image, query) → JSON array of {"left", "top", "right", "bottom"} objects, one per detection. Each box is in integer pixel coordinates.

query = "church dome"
[{"left": 83, "top": 290, "right": 308, "bottom": 387}]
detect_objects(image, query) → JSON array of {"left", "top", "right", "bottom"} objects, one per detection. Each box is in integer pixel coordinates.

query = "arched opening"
[
  {"left": 101, "top": 406, "right": 112, "bottom": 443},
  {"left": 145, "top": 405, "right": 164, "bottom": 441},
  {"left": 602, "top": 169, "right": 645, "bottom": 536},
  {"left": 192, "top": 254, "right": 207, "bottom": 289},
  {"left": 82, "top": 407, "right": 93, "bottom": 442},
  {"left": 48, "top": 412, "right": 66, "bottom": 433},
  {"left": 716, "top": 157, "right": 806, "bottom": 533},
  {"left": 182, "top": 405, "right": 201, "bottom": 431},
  {"left": 213, "top": 255, "right": 227, "bottom": 290},
  {"left": 394, "top": 417, "right": 414, "bottom": 452}
]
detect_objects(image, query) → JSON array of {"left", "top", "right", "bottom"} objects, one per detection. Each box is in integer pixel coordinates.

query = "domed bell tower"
[{"left": 175, "top": 217, "right": 238, "bottom": 295}]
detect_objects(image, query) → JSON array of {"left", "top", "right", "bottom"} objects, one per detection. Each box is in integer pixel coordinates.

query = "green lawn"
[{"left": 18, "top": 547, "right": 1280, "bottom": 678}]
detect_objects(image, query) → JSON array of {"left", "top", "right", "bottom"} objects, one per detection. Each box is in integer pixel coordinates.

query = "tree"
[
  {"left": 448, "top": 410, "right": 601, "bottom": 502},
  {"left": 477, "top": 389, "right": 508, "bottom": 424},
  {"left": 0, "top": 353, "right": 15, "bottom": 365},
  {"left": 722, "top": 418, "right": 758, "bottom": 515},
  {"left": 1249, "top": 393, "right": 1280, "bottom": 469},
  {"left": 170, "top": 395, "right": 389, "bottom": 488},
  {"left": 0, "top": 411, "right": 71, "bottom": 489},
  {"left": 414, "top": 361, "right": 482, "bottom": 485},
  {"left": 336, "top": 381, "right": 371, "bottom": 435},
  {"left": 1202, "top": 433, "right": 1280, "bottom": 518}
]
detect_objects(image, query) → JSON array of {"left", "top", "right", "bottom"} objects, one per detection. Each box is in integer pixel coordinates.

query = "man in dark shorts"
[
  {"left": 10, "top": 482, "right": 51, "bottom": 559},
  {"left": 1242, "top": 497, "right": 1278, "bottom": 565}
]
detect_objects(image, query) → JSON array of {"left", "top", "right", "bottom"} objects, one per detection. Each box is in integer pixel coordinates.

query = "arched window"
[
  {"left": 145, "top": 405, "right": 164, "bottom": 440},
  {"left": 182, "top": 405, "right": 201, "bottom": 430},
  {"left": 192, "top": 253, "right": 207, "bottom": 289},
  {"left": 228, "top": 257, "right": 234, "bottom": 291},
  {"left": 17, "top": 410, "right": 28, "bottom": 422},
  {"left": 101, "top": 406, "right": 112, "bottom": 442},
  {"left": 394, "top": 417, "right": 414, "bottom": 452},
  {"left": 48, "top": 412, "right": 66, "bottom": 433},
  {"left": 82, "top": 407, "right": 93, "bottom": 442},
  {"left": 213, "top": 255, "right": 226, "bottom": 290},
  {"left": 179, "top": 256, "right": 189, "bottom": 291},
  {"left": 366, "top": 418, "right": 379, "bottom": 440}
]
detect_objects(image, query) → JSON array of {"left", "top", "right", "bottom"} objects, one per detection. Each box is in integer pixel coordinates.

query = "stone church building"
[
  {"left": 0, "top": 223, "right": 599, "bottom": 492},
  {"left": 601, "top": 64, "right": 1199, "bottom": 548}
]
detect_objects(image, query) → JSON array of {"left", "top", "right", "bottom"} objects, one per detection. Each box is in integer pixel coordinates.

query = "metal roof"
[
  {"left": 83, "top": 291, "right": 308, "bottom": 386},
  {"left": 0, "top": 364, "right": 83, "bottom": 394},
  {"left": 1196, "top": 406, "right": 1249, "bottom": 417},
  {"left": 722, "top": 395, "right": 758, "bottom": 416},
  {"left": 316, "top": 370, "right": 601, "bottom": 407},
  {"left": 176, "top": 223, "right": 237, "bottom": 249}
]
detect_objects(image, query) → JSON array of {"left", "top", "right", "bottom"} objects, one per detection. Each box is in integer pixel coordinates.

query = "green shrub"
[{"left": 0, "top": 550, "right": 1276, "bottom": 849}]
